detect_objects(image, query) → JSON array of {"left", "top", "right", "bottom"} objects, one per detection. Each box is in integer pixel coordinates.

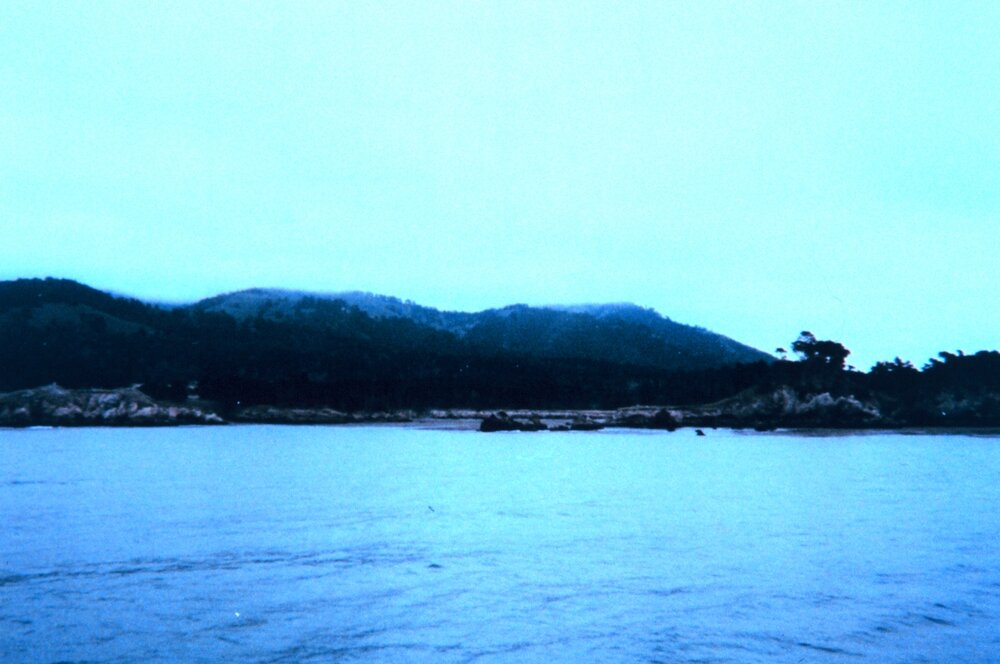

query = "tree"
[{"left": 791, "top": 331, "right": 850, "bottom": 370}]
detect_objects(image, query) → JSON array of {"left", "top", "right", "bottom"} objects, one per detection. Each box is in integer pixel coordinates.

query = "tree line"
[{"left": 2, "top": 280, "right": 998, "bottom": 424}]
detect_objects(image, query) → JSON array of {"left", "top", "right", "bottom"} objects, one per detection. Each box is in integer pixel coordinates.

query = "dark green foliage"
[
  {"left": 791, "top": 331, "right": 851, "bottom": 370},
  {"left": 2, "top": 279, "right": 999, "bottom": 424},
  {"left": 0, "top": 278, "right": 770, "bottom": 411},
  {"left": 195, "top": 292, "right": 772, "bottom": 371}
]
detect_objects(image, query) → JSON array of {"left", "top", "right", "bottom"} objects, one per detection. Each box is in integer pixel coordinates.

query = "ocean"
[{"left": 2, "top": 425, "right": 999, "bottom": 662}]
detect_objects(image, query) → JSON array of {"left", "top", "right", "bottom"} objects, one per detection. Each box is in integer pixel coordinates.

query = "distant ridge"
[
  {"left": 193, "top": 288, "right": 477, "bottom": 334},
  {"left": 192, "top": 287, "right": 771, "bottom": 370},
  {"left": 0, "top": 278, "right": 773, "bottom": 410}
]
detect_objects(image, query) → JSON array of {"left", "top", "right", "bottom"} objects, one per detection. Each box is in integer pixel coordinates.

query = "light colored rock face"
[
  {"left": 794, "top": 392, "right": 881, "bottom": 419},
  {"left": 691, "top": 386, "right": 883, "bottom": 426},
  {"left": 0, "top": 384, "right": 225, "bottom": 427}
]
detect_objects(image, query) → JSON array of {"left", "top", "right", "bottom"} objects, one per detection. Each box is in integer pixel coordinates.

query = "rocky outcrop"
[
  {"left": 0, "top": 384, "right": 930, "bottom": 431},
  {"left": 230, "top": 405, "right": 413, "bottom": 424},
  {"left": 676, "top": 386, "right": 884, "bottom": 429},
  {"left": 479, "top": 412, "right": 548, "bottom": 432},
  {"left": 566, "top": 419, "right": 606, "bottom": 431},
  {"left": 476, "top": 388, "right": 887, "bottom": 432},
  {"left": 0, "top": 385, "right": 426, "bottom": 428},
  {"left": 478, "top": 409, "right": 676, "bottom": 432},
  {"left": 610, "top": 408, "right": 679, "bottom": 431},
  {"left": 0, "top": 384, "right": 225, "bottom": 427}
]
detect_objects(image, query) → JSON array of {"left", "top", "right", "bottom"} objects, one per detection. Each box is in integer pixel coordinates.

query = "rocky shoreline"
[
  {"left": 0, "top": 384, "right": 993, "bottom": 432},
  {"left": 0, "top": 385, "right": 225, "bottom": 427}
]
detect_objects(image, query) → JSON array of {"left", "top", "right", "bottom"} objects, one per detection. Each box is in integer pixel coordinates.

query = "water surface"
[{"left": 2, "top": 426, "right": 999, "bottom": 662}]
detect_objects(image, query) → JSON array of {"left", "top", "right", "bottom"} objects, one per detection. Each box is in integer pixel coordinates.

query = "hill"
[
  {"left": 0, "top": 278, "right": 773, "bottom": 411},
  {"left": 192, "top": 288, "right": 770, "bottom": 371}
]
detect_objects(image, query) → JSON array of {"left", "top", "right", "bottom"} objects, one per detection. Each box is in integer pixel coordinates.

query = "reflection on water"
[{"left": 2, "top": 426, "right": 999, "bottom": 662}]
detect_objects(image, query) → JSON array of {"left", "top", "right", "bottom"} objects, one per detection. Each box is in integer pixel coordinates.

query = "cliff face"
[{"left": 0, "top": 385, "right": 224, "bottom": 427}]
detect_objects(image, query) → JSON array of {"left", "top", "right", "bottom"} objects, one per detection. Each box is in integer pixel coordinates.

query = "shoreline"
[
  {"left": 6, "top": 419, "right": 1000, "bottom": 437},
  {"left": 4, "top": 384, "right": 1000, "bottom": 433}
]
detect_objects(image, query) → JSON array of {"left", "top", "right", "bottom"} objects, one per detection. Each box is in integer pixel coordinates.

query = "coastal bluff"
[{"left": 0, "top": 384, "right": 224, "bottom": 427}]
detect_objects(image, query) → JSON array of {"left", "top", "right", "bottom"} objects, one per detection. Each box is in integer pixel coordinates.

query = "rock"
[
  {"left": 569, "top": 419, "right": 605, "bottom": 431},
  {"left": 230, "top": 405, "right": 353, "bottom": 424},
  {"left": 613, "top": 408, "right": 679, "bottom": 431},
  {"left": 479, "top": 413, "right": 548, "bottom": 432},
  {"left": 0, "top": 384, "right": 225, "bottom": 427}
]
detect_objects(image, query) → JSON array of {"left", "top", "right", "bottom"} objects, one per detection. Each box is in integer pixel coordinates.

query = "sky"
[{"left": 2, "top": 1, "right": 999, "bottom": 369}]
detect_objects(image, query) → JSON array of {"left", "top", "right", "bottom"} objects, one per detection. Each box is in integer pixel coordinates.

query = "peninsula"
[{"left": 2, "top": 278, "right": 998, "bottom": 430}]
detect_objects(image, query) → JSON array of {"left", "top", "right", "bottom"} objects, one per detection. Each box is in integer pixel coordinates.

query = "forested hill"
[
  {"left": 0, "top": 278, "right": 771, "bottom": 410},
  {"left": 192, "top": 288, "right": 770, "bottom": 370}
]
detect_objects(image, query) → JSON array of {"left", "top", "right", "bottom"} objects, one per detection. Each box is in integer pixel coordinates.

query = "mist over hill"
[
  {"left": 0, "top": 278, "right": 771, "bottom": 410},
  {"left": 193, "top": 287, "right": 771, "bottom": 371}
]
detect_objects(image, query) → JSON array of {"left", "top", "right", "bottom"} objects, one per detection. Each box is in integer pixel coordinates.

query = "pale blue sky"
[{"left": 2, "top": 1, "right": 998, "bottom": 368}]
